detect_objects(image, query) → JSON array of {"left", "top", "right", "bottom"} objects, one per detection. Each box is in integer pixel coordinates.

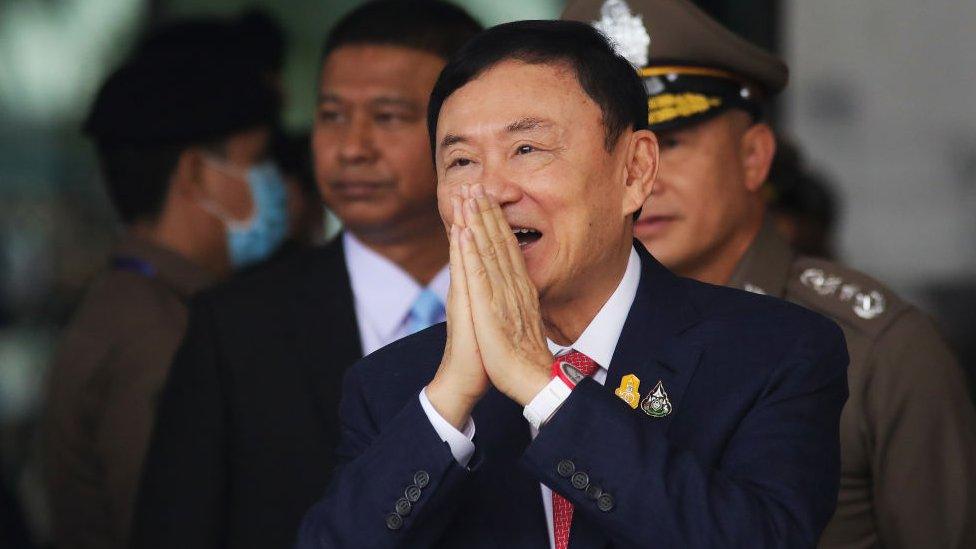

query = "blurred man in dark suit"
[{"left": 130, "top": 2, "right": 482, "bottom": 548}]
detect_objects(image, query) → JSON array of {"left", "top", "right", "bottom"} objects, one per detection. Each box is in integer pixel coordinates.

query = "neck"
[
  {"left": 541, "top": 239, "right": 632, "bottom": 346},
  {"left": 133, "top": 211, "right": 230, "bottom": 278},
  {"left": 682, "top": 211, "right": 764, "bottom": 286},
  {"left": 349, "top": 218, "right": 449, "bottom": 285}
]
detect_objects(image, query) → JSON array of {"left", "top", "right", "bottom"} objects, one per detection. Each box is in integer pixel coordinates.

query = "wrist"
[
  {"left": 426, "top": 377, "right": 479, "bottom": 430},
  {"left": 508, "top": 363, "right": 552, "bottom": 407}
]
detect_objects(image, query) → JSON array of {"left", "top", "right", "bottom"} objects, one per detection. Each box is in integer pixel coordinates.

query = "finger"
[
  {"left": 481, "top": 187, "right": 526, "bottom": 273},
  {"left": 462, "top": 195, "right": 509, "bottom": 292},
  {"left": 451, "top": 195, "right": 465, "bottom": 229},
  {"left": 459, "top": 226, "right": 493, "bottom": 316},
  {"left": 470, "top": 184, "right": 516, "bottom": 276},
  {"left": 450, "top": 221, "right": 476, "bottom": 310}
]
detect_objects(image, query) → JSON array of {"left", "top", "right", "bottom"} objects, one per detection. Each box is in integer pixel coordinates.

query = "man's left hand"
[{"left": 458, "top": 183, "right": 553, "bottom": 406}]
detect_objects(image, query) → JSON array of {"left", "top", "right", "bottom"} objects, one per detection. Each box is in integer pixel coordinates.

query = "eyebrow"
[
  {"left": 440, "top": 133, "right": 467, "bottom": 149},
  {"left": 317, "top": 92, "right": 341, "bottom": 105},
  {"left": 506, "top": 117, "right": 553, "bottom": 134},
  {"left": 316, "top": 93, "right": 418, "bottom": 111},
  {"left": 371, "top": 97, "right": 418, "bottom": 111}
]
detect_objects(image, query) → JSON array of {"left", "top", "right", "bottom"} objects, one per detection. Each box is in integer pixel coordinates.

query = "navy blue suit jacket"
[{"left": 298, "top": 244, "right": 849, "bottom": 548}]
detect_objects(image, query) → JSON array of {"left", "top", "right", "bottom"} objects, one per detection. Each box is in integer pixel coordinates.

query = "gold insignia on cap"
[
  {"left": 648, "top": 93, "right": 722, "bottom": 125},
  {"left": 591, "top": 0, "right": 651, "bottom": 67},
  {"left": 640, "top": 380, "right": 673, "bottom": 418},
  {"left": 614, "top": 374, "right": 641, "bottom": 409}
]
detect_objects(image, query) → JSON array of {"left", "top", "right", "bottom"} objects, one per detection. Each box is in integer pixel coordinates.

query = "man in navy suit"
[{"left": 298, "top": 20, "right": 849, "bottom": 548}]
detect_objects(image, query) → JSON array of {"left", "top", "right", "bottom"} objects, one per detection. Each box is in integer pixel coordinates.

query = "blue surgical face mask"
[{"left": 201, "top": 159, "right": 290, "bottom": 269}]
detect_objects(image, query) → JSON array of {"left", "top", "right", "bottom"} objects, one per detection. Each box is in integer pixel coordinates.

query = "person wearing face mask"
[{"left": 41, "top": 36, "right": 281, "bottom": 549}]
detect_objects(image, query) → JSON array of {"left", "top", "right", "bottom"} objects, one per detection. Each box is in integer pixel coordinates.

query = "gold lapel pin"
[{"left": 614, "top": 374, "right": 641, "bottom": 409}]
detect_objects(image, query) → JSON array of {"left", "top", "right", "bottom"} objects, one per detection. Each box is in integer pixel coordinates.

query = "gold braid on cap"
[
  {"left": 648, "top": 93, "right": 722, "bottom": 125},
  {"left": 640, "top": 66, "right": 740, "bottom": 81},
  {"left": 641, "top": 66, "right": 758, "bottom": 126}
]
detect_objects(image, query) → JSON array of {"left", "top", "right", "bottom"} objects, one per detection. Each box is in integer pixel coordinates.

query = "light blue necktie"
[{"left": 406, "top": 288, "right": 445, "bottom": 335}]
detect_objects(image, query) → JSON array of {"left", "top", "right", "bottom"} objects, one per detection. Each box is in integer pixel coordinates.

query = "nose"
[
  {"left": 481, "top": 166, "right": 523, "bottom": 207},
  {"left": 338, "top": 114, "right": 377, "bottom": 165}
]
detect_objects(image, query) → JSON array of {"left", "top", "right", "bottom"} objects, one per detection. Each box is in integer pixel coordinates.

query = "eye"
[
  {"left": 374, "top": 111, "right": 403, "bottom": 124},
  {"left": 448, "top": 157, "right": 472, "bottom": 169},
  {"left": 317, "top": 109, "right": 343, "bottom": 124},
  {"left": 515, "top": 144, "right": 536, "bottom": 155}
]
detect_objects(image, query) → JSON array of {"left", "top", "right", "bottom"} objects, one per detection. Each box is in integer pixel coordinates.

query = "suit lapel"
[
  {"left": 569, "top": 242, "right": 704, "bottom": 549},
  {"left": 296, "top": 237, "right": 363, "bottom": 422},
  {"left": 604, "top": 242, "right": 703, "bottom": 433}
]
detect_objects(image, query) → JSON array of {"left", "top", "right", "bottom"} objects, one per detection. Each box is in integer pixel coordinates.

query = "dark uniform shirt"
[
  {"left": 730, "top": 221, "right": 976, "bottom": 548},
  {"left": 43, "top": 235, "right": 213, "bottom": 549}
]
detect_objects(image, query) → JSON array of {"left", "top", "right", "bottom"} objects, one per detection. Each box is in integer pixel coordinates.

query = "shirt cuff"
[
  {"left": 523, "top": 377, "right": 572, "bottom": 431},
  {"left": 419, "top": 387, "right": 476, "bottom": 467}
]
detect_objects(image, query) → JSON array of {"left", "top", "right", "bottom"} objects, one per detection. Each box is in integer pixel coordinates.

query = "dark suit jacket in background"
[
  {"left": 298, "top": 244, "right": 850, "bottom": 548},
  {"left": 131, "top": 238, "right": 362, "bottom": 548}
]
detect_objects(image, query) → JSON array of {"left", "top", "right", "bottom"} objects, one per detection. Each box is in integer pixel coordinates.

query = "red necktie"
[{"left": 552, "top": 350, "right": 599, "bottom": 549}]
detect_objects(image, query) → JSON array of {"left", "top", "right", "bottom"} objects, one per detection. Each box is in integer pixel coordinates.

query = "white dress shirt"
[
  {"left": 343, "top": 232, "right": 449, "bottom": 356},
  {"left": 421, "top": 246, "right": 642, "bottom": 548}
]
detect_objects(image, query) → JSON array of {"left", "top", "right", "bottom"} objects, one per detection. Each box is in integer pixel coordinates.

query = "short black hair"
[
  {"left": 427, "top": 20, "right": 649, "bottom": 154},
  {"left": 94, "top": 142, "right": 184, "bottom": 224},
  {"left": 89, "top": 15, "right": 279, "bottom": 225},
  {"left": 322, "top": 0, "right": 483, "bottom": 62}
]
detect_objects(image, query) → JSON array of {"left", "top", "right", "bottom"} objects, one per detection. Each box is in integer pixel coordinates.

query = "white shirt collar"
[
  {"left": 343, "top": 232, "right": 449, "bottom": 344},
  {"left": 546, "top": 246, "right": 641, "bottom": 371}
]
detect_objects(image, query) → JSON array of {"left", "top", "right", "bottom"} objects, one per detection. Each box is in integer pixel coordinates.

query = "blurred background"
[{"left": 1, "top": 0, "right": 973, "bottom": 544}]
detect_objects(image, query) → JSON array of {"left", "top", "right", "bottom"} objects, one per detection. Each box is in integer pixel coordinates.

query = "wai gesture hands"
[{"left": 426, "top": 184, "right": 553, "bottom": 430}]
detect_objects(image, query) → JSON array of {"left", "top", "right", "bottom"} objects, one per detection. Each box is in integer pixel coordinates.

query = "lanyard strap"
[{"left": 111, "top": 256, "right": 157, "bottom": 278}]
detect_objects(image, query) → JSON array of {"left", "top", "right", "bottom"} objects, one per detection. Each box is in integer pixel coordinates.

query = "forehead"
[
  {"left": 437, "top": 60, "right": 602, "bottom": 137},
  {"left": 320, "top": 44, "right": 446, "bottom": 97}
]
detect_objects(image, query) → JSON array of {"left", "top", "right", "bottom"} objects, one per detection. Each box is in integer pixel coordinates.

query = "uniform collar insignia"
[{"left": 591, "top": 0, "right": 651, "bottom": 67}]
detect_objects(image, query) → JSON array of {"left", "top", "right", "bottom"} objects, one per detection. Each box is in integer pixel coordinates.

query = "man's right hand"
[{"left": 425, "top": 192, "right": 490, "bottom": 430}]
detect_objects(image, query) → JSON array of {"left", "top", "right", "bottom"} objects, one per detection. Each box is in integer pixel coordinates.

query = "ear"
[
  {"left": 170, "top": 147, "right": 208, "bottom": 201},
  {"left": 621, "top": 129, "right": 659, "bottom": 218},
  {"left": 740, "top": 123, "right": 776, "bottom": 193}
]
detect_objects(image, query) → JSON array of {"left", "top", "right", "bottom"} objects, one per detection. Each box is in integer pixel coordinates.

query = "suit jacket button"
[
  {"left": 556, "top": 459, "right": 576, "bottom": 478},
  {"left": 597, "top": 493, "right": 614, "bottom": 512},
  {"left": 386, "top": 513, "right": 404, "bottom": 530},
  {"left": 395, "top": 497, "right": 412, "bottom": 516},
  {"left": 571, "top": 471, "right": 589, "bottom": 490},
  {"left": 405, "top": 485, "right": 422, "bottom": 503},
  {"left": 585, "top": 484, "right": 603, "bottom": 500},
  {"left": 413, "top": 470, "right": 430, "bottom": 488}
]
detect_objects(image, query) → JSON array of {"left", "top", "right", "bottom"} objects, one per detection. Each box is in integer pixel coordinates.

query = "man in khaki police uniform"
[
  {"left": 564, "top": 1, "right": 976, "bottom": 547},
  {"left": 42, "top": 35, "right": 283, "bottom": 548}
]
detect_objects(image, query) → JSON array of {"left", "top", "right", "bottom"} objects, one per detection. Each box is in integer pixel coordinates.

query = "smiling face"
[
  {"left": 313, "top": 45, "right": 446, "bottom": 240},
  {"left": 435, "top": 60, "right": 655, "bottom": 306}
]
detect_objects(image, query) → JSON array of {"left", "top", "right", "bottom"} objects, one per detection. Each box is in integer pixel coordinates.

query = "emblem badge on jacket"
[{"left": 615, "top": 375, "right": 672, "bottom": 417}]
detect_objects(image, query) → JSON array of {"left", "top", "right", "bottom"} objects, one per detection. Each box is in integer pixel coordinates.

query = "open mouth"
[{"left": 511, "top": 227, "right": 542, "bottom": 249}]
